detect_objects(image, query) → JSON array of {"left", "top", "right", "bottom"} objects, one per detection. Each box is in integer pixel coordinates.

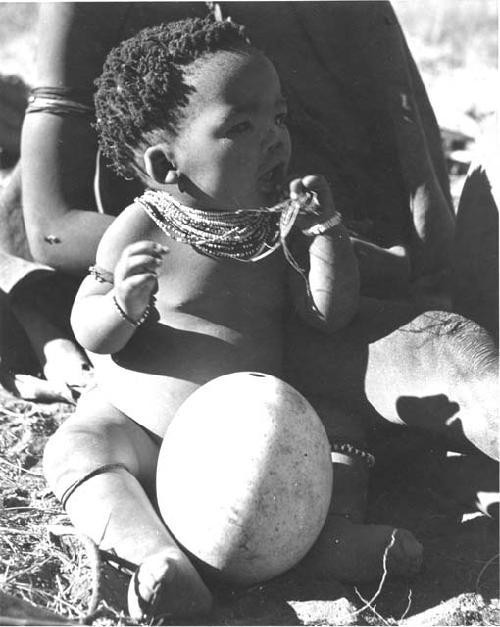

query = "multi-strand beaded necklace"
[{"left": 135, "top": 189, "right": 319, "bottom": 264}]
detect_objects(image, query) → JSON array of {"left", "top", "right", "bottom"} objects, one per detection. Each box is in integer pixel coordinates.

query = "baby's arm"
[
  {"left": 288, "top": 176, "right": 360, "bottom": 332},
  {"left": 71, "top": 204, "right": 167, "bottom": 354}
]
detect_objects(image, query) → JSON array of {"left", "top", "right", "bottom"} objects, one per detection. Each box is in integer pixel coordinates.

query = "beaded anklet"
[{"left": 331, "top": 441, "right": 376, "bottom": 468}]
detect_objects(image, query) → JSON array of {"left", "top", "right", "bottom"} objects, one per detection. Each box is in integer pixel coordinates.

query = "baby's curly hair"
[{"left": 94, "top": 16, "right": 250, "bottom": 180}]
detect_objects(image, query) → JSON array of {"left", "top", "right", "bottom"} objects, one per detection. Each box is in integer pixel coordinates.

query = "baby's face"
[{"left": 170, "top": 49, "right": 291, "bottom": 210}]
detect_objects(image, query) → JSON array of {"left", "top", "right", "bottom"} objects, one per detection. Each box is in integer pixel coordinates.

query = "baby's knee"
[
  {"left": 42, "top": 419, "right": 97, "bottom": 496},
  {"left": 43, "top": 420, "right": 136, "bottom": 510},
  {"left": 42, "top": 409, "right": 124, "bottom": 493},
  {"left": 43, "top": 393, "right": 157, "bottom": 501}
]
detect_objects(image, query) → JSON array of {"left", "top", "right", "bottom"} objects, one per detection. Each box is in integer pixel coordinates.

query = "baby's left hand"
[{"left": 288, "top": 175, "right": 340, "bottom": 234}]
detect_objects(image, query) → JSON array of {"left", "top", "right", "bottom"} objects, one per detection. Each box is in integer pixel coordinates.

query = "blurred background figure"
[
  {"left": 395, "top": 0, "right": 499, "bottom": 342},
  {"left": 393, "top": 0, "right": 497, "bottom": 204},
  {"left": 0, "top": 3, "right": 35, "bottom": 168}
]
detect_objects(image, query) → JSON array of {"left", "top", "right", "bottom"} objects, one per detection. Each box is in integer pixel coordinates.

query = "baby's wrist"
[
  {"left": 302, "top": 212, "right": 343, "bottom": 237},
  {"left": 111, "top": 291, "right": 154, "bottom": 328}
]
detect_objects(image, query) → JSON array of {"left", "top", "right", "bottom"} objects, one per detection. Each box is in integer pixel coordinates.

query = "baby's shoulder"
[{"left": 96, "top": 201, "right": 160, "bottom": 269}]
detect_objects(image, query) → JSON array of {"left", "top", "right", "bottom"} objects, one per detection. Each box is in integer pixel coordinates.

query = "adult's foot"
[
  {"left": 0, "top": 336, "right": 93, "bottom": 402},
  {"left": 42, "top": 337, "right": 94, "bottom": 396}
]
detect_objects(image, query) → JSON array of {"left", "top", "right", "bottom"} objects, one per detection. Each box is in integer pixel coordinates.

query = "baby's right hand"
[{"left": 113, "top": 241, "right": 168, "bottom": 321}]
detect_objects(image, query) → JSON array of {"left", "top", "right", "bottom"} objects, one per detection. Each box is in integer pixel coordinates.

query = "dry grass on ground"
[{"left": 0, "top": 391, "right": 133, "bottom": 626}]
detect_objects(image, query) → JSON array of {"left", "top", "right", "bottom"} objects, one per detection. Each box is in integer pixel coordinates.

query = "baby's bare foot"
[
  {"left": 302, "top": 516, "right": 423, "bottom": 582},
  {"left": 127, "top": 549, "right": 212, "bottom": 622}
]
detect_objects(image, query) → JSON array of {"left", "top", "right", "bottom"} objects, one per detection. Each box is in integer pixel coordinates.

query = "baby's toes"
[
  {"left": 127, "top": 549, "right": 212, "bottom": 621},
  {"left": 387, "top": 528, "right": 423, "bottom": 576},
  {"left": 140, "top": 552, "right": 176, "bottom": 597},
  {"left": 128, "top": 551, "right": 175, "bottom": 620}
]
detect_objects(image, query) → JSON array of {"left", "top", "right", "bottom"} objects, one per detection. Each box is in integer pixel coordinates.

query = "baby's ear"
[{"left": 143, "top": 144, "right": 178, "bottom": 185}]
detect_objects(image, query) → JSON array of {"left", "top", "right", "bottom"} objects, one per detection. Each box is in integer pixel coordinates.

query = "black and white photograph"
[{"left": 0, "top": 1, "right": 498, "bottom": 625}]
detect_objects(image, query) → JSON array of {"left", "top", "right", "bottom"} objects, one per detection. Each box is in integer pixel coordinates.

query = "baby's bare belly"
[{"left": 90, "top": 314, "right": 283, "bottom": 438}]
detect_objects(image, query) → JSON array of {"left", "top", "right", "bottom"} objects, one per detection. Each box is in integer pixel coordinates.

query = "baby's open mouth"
[{"left": 258, "top": 163, "right": 286, "bottom": 199}]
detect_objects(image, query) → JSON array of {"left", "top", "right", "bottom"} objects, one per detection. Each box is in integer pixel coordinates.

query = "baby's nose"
[{"left": 261, "top": 126, "right": 282, "bottom": 154}]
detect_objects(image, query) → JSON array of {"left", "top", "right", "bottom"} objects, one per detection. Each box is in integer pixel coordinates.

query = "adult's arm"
[
  {"left": 353, "top": 2, "right": 456, "bottom": 305},
  {"left": 20, "top": 3, "right": 132, "bottom": 274},
  {"left": 374, "top": 7, "right": 456, "bottom": 285}
]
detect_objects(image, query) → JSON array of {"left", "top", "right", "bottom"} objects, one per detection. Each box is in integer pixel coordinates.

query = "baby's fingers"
[
  {"left": 289, "top": 175, "right": 334, "bottom": 211},
  {"left": 300, "top": 175, "right": 333, "bottom": 204},
  {"left": 115, "top": 272, "right": 158, "bottom": 321},
  {"left": 125, "top": 241, "right": 168, "bottom": 259},
  {"left": 289, "top": 177, "right": 307, "bottom": 199},
  {"left": 119, "top": 254, "right": 163, "bottom": 279},
  {"left": 118, "top": 273, "right": 158, "bottom": 306},
  {"left": 115, "top": 241, "right": 168, "bottom": 282},
  {"left": 121, "top": 273, "right": 158, "bottom": 293}
]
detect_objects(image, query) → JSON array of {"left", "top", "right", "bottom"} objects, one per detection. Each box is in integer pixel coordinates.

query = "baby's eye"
[
  {"left": 227, "top": 121, "right": 252, "bottom": 136},
  {"left": 275, "top": 112, "right": 288, "bottom": 126}
]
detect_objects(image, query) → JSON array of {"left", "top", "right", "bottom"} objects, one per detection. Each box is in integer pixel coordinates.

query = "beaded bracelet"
[
  {"left": 302, "top": 212, "right": 343, "bottom": 237},
  {"left": 330, "top": 441, "right": 376, "bottom": 468},
  {"left": 111, "top": 293, "right": 153, "bottom": 328}
]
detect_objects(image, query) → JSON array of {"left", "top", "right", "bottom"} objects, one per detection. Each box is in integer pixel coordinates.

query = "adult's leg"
[
  {"left": 286, "top": 300, "right": 498, "bottom": 523},
  {"left": 43, "top": 388, "right": 212, "bottom": 620},
  {"left": 287, "top": 298, "right": 498, "bottom": 459},
  {"left": 365, "top": 310, "right": 498, "bottom": 461}
]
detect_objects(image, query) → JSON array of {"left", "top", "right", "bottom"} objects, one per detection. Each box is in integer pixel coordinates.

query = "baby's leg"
[
  {"left": 43, "top": 388, "right": 211, "bottom": 621},
  {"left": 302, "top": 399, "right": 422, "bottom": 582}
]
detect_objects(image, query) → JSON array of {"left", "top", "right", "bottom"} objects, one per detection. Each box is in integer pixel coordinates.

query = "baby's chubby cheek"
[{"left": 217, "top": 173, "right": 258, "bottom": 207}]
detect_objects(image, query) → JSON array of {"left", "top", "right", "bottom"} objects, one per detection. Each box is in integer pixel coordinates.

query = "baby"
[{"left": 43, "top": 16, "right": 422, "bottom": 622}]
